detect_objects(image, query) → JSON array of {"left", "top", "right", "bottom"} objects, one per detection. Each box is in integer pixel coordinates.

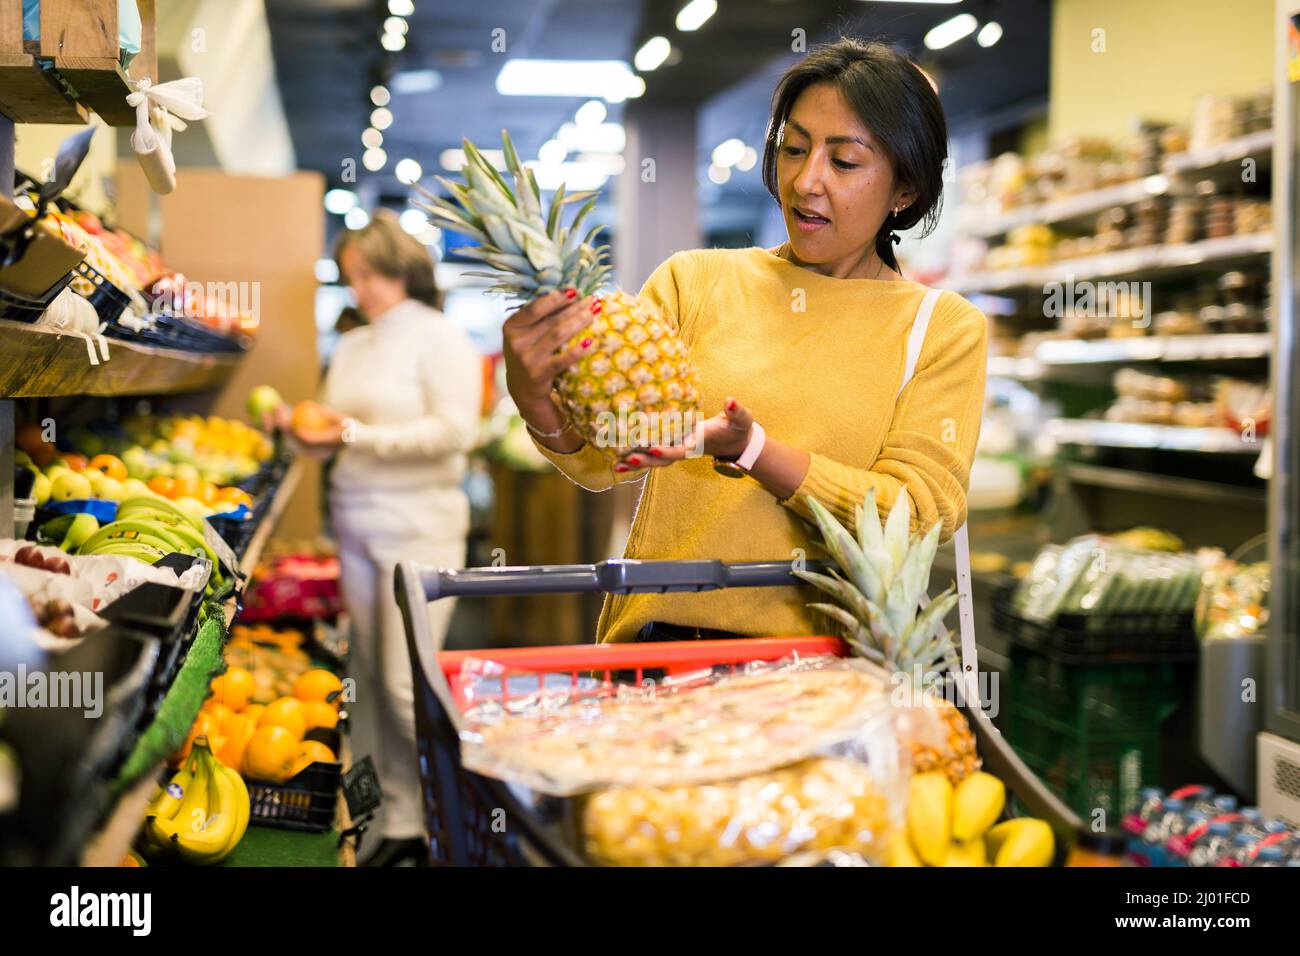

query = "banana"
[
  {"left": 907, "top": 772, "right": 953, "bottom": 866},
  {"left": 218, "top": 760, "right": 251, "bottom": 855},
  {"left": 78, "top": 524, "right": 181, "bottom": 557},
  {"left": 114, "top": 507, "right": 223, "bottom": 579},
  {"left": 941, "top": 839, "right": 988, "bottom": 867},
  {"left": 88, "top": 518, "right": 190, "bottom": 554},
  {"left": 145, "top": 762, "right": 195, "bottom": 821},
  {"left": 82, "top": 541, "right": 169, "bottom": 564},
  {"left": 952, "top": 771, "right": 1006, "bottom": 842},
  {"left": 985, "top": 818, "right": 1055, "bottom": 867},
  {"left": 172, "top": 746, "right": 240, "bottom": 865},
  {"left": 118, "top": 496, "right": 205, "bottom": 534},
  {"left": 887, "top": 830, "right": 923, "bottom": 867}
]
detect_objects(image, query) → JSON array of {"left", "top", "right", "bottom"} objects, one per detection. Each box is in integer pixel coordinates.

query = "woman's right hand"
[{"left": 502, "top": 289, "right": 597, "bottom": 441}]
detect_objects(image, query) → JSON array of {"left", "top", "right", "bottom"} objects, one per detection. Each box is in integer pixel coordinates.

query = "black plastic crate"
[
  {"left": 74, "top": 260, "right": 132, "bottom": 324},
  {"left": 0, "top": 270, "right": 75, "bottom": 324},
  {"left": 245, "top": 729, "right": 342, "bottom": 833},
  {"left": 991, "top": 583, "right": 1198, "bottom": 664}
]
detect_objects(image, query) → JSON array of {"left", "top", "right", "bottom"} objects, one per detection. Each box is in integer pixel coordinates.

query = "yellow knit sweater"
[{"left": 533, "top": 245, "right": 988, "bottom": 643}]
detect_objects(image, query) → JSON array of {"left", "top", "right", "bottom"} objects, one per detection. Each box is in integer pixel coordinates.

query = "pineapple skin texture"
[{"left": 553, "top": 289, "right": 703, "bottom": 461}]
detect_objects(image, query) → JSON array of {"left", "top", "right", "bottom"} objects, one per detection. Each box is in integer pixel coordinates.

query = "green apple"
[
  {"left": 31, "top": 472, "right": 51, "bottom": 505},
  {"left": 96, "top": 475, "right": 125, "bottom": 501},
  {"left": 173, "top": 496, "right": 212, "bottom": 522},
  {"left": 50, "top": 471, "right": 93, "bottom": 502},
  {"left": 121, "top": 446, "right": 151, "bottom": 480},
  {"left": 83, "top": 469, "right": 108, "bottom": 497},
  {"left": 14, "top": 450, "right": 35, "bottom": 472},
  {"left": 247, "top": 384, "right": 285, "bottom": 420},
  {"left": 121, "top": 478, "right": 151, "bottom": 499},
  {"left": 44, "top": 464, "right": 73, "bottom": 484}
]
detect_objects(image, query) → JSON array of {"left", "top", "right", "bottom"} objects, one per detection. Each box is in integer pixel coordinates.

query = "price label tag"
[{"left": 342, "top": 755, "right": 383, "bottom": 818}]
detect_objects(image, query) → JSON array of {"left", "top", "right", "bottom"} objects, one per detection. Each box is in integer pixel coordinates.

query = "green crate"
[{"left": 1005, "top": 645, "right": 1188, "bottom": 820}]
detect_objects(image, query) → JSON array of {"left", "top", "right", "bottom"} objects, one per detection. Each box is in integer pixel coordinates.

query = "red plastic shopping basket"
[{"left": 395, "top": 558, "right": 1081, "bottom": 866}]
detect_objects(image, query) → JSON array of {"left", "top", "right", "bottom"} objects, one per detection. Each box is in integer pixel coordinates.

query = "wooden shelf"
[
  {"left": 0, "top": 52, "right": 90, "bottom": 124},
  {"left": 0, "top": 320, "right": 242, "bottom": 398}
]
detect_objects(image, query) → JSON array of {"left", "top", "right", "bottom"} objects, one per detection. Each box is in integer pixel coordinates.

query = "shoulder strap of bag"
[{"left": 898, "top": 289, "right": 981, "bottom": 709}]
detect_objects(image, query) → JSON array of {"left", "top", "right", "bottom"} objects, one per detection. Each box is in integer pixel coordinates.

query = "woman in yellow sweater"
[{"left": 505, "top": 38, "right": 987, "bottom": 644}]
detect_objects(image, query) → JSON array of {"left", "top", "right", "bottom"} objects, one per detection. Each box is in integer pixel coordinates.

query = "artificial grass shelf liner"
[{"left": 114, "top": 601, "right": 229, "bottom": 790}]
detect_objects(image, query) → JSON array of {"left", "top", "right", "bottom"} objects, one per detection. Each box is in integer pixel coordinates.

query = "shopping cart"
[{"left": 395, "top": 558, "right": 1083, "bottom": 866}]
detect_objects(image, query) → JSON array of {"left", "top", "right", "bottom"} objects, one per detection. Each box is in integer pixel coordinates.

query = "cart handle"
[{"left": 411, "top": 558, "right": 830, "bottom": 603}]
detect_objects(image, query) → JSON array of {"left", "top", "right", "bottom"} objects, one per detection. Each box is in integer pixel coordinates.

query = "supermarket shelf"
[
  {"left": 948, "top": 232, "right": 1273, "bottom": 294},
  {"left": 1163, "top": 129, "right": 1275, "bottom": 177},
  {"left": 0, "top": 321, "right": 242, "bottom": 398},
  {"left": 987, "top": 355, "right": 1045, "bottom": 380},
  {"left": 1059, "top": 462, "right": 1267, "bottom": 506},
  {"left": 1046, "top": 418, "right": 1261, "bottom": 455},
  {"left": 1034, "top": 332, "right": 1271, "bottom": 366},
  {"left": 957, "top": 131, "right": 1274, "bottom": 240}
]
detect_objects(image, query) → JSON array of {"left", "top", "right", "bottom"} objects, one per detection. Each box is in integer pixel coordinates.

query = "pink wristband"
[{"left": 734, "top": 421, "right": 766, "bottom": 471}]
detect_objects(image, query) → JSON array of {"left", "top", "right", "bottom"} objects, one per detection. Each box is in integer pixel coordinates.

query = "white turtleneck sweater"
[{"left": 322, "top": 298, "right": 482, "bottom": 540}]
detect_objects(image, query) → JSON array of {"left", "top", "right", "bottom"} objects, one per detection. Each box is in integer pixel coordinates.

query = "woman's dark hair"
[
  {"left": 762, "top": 38, "right": 948, "bottom": 273},
  {"left": 334, "top": 208, "right": 443, "bottom": 310}
]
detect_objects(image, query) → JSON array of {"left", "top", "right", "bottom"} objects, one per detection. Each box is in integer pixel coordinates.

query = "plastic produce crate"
[
  {"left": 395, "top": 558, "right": 1084, "bottom": 867},
  {"left": 74, "top": 260, "right": 132, "bottom": 324},
  {"left": 991, "top": 583, "right": 1198, "bottom": 664},
  {"left": 245, "top": 729, "right": 343, "bottom": 833},
  {"left": 0, "top": 269, "right": 74, "bottom": 324},
  {"left": 1004, "top": 642, "right": 1189, "bottom": 820}
]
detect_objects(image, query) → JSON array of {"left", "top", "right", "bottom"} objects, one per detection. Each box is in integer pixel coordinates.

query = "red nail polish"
[
  {"left": 614, "top": 463, "right": 629, "bottom": 473},
  {"left": 726, "top": 399, "right": 737, "bottom": 412},
  {"left": 581, "top": 337, "right": 593, "bottom": 348},
  {"left": 648, "top": 448, "right": 663, "bottom": 458},
  {"left": 590, "top": 301, "right": 602, "bottom": 314},
  {"left": 564, "top": 288, "right": 577, "bottom": 299},
  {"left": 628, "top": 455, "right": 642, "bottom": 466}
]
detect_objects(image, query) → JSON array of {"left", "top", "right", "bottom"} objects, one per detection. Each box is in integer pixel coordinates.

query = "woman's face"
[
  {"left": 776, "top": 82, "right": 914, "bottom": 274},
  {"left": 340, "top": 244, "right": 407, "bottom": 320}
]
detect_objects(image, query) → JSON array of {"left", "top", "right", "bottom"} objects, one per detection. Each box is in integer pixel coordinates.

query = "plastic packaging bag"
[{"left": 458, "top": 654, "right": 909, "bottom": 866}]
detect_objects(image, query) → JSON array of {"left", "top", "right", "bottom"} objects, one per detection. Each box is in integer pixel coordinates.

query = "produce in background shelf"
[{"left": 415, "top": 130, "right": 703, "bottom": 460}]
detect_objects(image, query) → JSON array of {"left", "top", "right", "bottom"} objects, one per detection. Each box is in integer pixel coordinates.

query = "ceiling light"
[
  {"left": 370, "top": 107, "right": 393, "bottom": 130},
  {"left": 370, "top": 85, "right": 391, "bottom": 107},
  {"left": 675, "top": 0, "right": 717, "bottom": 31},
  {"left": 575, "top": 99, "right": 607, "bottom": 128},
  {"left": 977, "top": 21, "right": 1003, "bottom": 47},
  {"left": 362, "top": 127, "right": 383, "bottom": 149},
  {"left": 496, "top": 59, "right": 637, "bottom": 100},
  {"left": 381, "top": 31, "right": 406, "bottom": 51},
  {"left": 324, "top": 188, "right": 358, "bottom": 215},
  {"left": 362, "top": 147, "right": 387, "bottom": 171},
  {"left": 634, "top": 36, "right": 671, "bottom": 72},
  {"left": 736, "top": 146, "right": 758, "bottom": 171},
  {"left": 707, "top": 163, "right": 731, "bottom": 185},
  {"left": 315, "top": 258, "right": 340, "bottom": 283},
  {"left": 344, "top": 207, "right": 370, "bottom": 230},
  {"left": 711, "top": 137, "right": 746, "bottom": 168},
  {"left": 388, "top": 0, "right": 414, "bottom": 15},
  {"left": 440, "top": 148, "right": 506, "bottom": 171},
  {"left": 556, "top": 121, "right": 625, "bottom": 154},
  {"left": 523, "top": 160, "right": 609, "bottom": 192},
  {"left": 579, "top": 152, "right": 626, "bottom": 176},
  {"left": 384, "top": 16, "right": 408, "bottom": 36},
  {"left": 391, "top": 69, "right": 441, "bottom": 94},
  {"left": 628, "top": 76, "right": 646, "bottom": 98},
  {"left": 538, "top": 139, "right": 567, "bottom": 165},
  {"left": 925, "top": 13, "right": 977, "bottom": 50},
  {"left": 395, "top": 158, "right": 423, "bottom": 184},
  {"left": 399, "top": 208, "right": 428, "bottom": 235}
]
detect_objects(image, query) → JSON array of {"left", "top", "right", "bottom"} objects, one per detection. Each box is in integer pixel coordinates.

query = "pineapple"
[
  {"left": 795, "top": 490, "right": 980, "bottom": 785},
  {"left": 413, "top": 131, "right": 702, "bottom": 458}
]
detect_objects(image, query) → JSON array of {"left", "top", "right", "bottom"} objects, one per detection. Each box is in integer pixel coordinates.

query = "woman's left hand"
[{"left": 615, "top": 398, "right": 753, "bottom": 472}]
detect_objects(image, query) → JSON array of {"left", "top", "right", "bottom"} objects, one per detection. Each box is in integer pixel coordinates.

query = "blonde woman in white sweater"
[{"left": 294, "top": 210, "right": 482, "bottom": 865}]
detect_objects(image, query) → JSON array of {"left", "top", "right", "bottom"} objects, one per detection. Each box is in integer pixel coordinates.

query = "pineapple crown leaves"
[
  {"left": 793, "top": 490, "right": 959, "bottom": 678},
  {"left": 410, "top": 128, "right": 612, "bottom": 299}
]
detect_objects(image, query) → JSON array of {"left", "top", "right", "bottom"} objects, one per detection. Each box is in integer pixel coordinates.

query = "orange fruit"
[
  {"left": 242, "top": 725, "right": 299, "bottom": 782},
  {"left": 258, "top": 696, "right": 307, "bottom": 739},
  {"left": 16, "top": 422, "right": 56, "bottom": 466},
  {"left": 293, "top": 669, "right": 344, "bottom": 708},
  {"left": 169, "top": 476, "right": 199, "bottom": 501},
  {"left": 216, "top": 487, "right": 253, "bottom": 509},
  {"left": 171, "top": 711, "right": 215, "bottom": 764},
  {"left": 59, "top": 453, "right": 88, "bottom": 472},
  {"left": 301, "top": 700, "right": 339, "bottom": 731},
  {"left": 289, "top": 740, "right": 337, "bottom": 777},
  {"left": 210, "top": 666, "right": 254, "bottom": 712},
  {"left": 147, "top": 476, "right": 175, "bottom": 498},
  {"left": 241, "top": 702, "right": 265, "bottom": 726},
  {"left": 201, "top": 701, "right": 239, "bottom": 736},
  {"left": 87, "top": 454, "right": 127, "bottom": 482},
  {"left": 197, "top": 481, "right": 220, "bottom": 506},
  {"left": 216, "top": 716, "right": 257, "bottom": 770},
  {"left": 292, "top": 400, "right": 334, "bottom": 433}
]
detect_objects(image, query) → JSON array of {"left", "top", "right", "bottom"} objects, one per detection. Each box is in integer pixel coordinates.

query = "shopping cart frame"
[{"left": 395, "top": 558, "right": 1083, "bottom": 866}]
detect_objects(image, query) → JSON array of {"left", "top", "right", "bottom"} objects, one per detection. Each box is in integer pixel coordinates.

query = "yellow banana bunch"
[
  {"left": 139, "top": 738, "right": 250, "bottom": 865},
  {"left": 894, "top": 770, "right": 1054, "bottom": 867}
]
